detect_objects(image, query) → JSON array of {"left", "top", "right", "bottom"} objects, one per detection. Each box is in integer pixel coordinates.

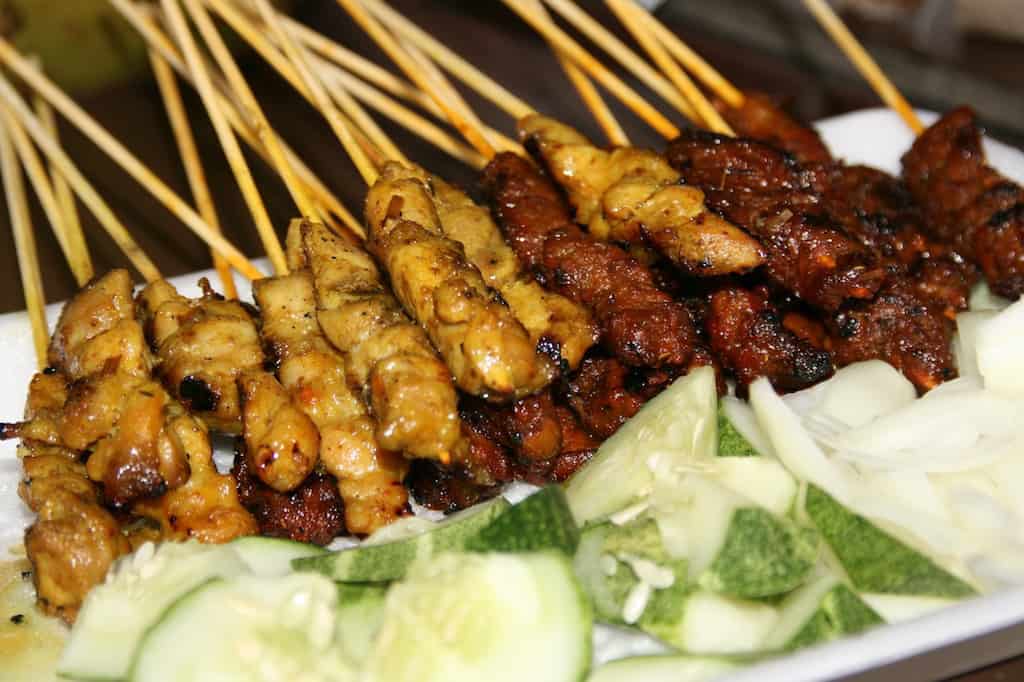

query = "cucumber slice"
[
  {"left": 586, "top": 655, "right": 737, "bottom": 682},
  {"left": 230, "top": 536, "right": 327, "bottom": 577},
  {"left": 641, "top": 589, "right": 778, "bottom": 655},
  {"left": 58, "top": 541, "right": 248, "bottom": 682},
  {"left": 335, "top": 583, "right": 389, "bottom": 665},
  {"left": 717, "top": 401, "right": 759, "bottom": 457},
  {"left": 711, "top": 457, "right": 797, "bottom": 516},
  {"left": 805, "top": 485, "right": 977, "bottom": 599},
  {"left": 567, "top": 367, "right": 717, "bottom": 524},
  {"left": 364, "top": 552, "right": 592, "bottom": 682},
  {"left": 859, "top": 593, "right": 958, "bottom": 623},
  {"left": 466, "top": 486, "right": 580, "bottom": 555},
  {"left": 130, "top": 573, "right": 355, "bottom": 682},
  {"left": 765, "top": 575, "right": 883, "bottom": 651},
  {"left": 293, "top": 496, "right": 510, "bottom": 582}
]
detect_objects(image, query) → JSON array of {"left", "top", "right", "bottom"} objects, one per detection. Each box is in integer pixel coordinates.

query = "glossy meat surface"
[{"left": 716, "top": 92, "right": 832, "bottom": 165}]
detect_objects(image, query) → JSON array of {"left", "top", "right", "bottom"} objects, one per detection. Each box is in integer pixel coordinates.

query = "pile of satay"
[{"left": 0, "top": 0, "right": 1020, "bottom": 625}]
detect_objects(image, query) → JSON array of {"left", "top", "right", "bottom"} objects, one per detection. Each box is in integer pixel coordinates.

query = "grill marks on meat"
[
  {"left": 666, "top": 131, "right": 886, "bottom": 311},
  {"left": 707, "top": 286, "right": 833, "bottom": 393},
  {"left": 300, "top": 220, "right": 461, "bottom": 461},
  {"left": 365, "top": 162, "right": 556, "bottom": 400},
  {"left": 482, "top": 152, "right": 697, "bottom": 369},
  {"left": 519, "top": 115, "right": 764, "bottom": 277},
  {"left": 565, "top": 356, "right": 680, "bottom": 439},
  {"left": 902, "top": 106, "right": 1024, "bottom": 299}
]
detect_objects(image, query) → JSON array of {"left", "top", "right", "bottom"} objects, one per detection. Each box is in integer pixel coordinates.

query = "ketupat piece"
[{"left": 805, "top": 485, "right": 977, "bottom": 598}]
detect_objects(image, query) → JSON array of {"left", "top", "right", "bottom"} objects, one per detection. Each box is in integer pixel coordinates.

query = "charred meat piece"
[
  {"left": 565, "top": 356, "right": 680, "bottom": 439},
  {"left": 232, "top": 452, "right": 345, "bottom": 546},
  {"left": 366, "top": 162, "right": 556, "bottom": 400},
  {"left": 482, "top": 152, "right": 697, "bottom": 368},
  {"left": 902, "top": 106, "right": 1024, "bottom": 299},
  {"left": 666, "top": 131, "right": 885, "bottom": 310},
  {"left": 715, "top": 91, "right": 833, "bottom": 165},
  {"left": 707, "top": 286, "right": 834, "bottom": 393},
  {"left": 520, "top": 114, "right": 764, "bottom": 276},
  {"left": 405, "top": 458, "right": 502, "bottom": 514},
  {"left": 513, "top": 403, "right": 600, "bottom": 484}
]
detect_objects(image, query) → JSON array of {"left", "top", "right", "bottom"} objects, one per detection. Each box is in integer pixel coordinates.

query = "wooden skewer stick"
[
  {"left": 633, "top": 6, "right": 744, "bottom": 109},
  {"left": 360, "top": 0, "right": 533, "bottom": 120},
  {"left": 0, "top": 77, "right": 162, "bottom": 282},
  {"left": 538, "top": 0, "right": 697, "bottom": 125},
  {"left": 32, "top": 93, "right": 93, "bottom": 283},
  {"left": 606, "top": 0, "right": 733, "bottom": 136},
  {"left": 0, "top": 38, "right": 261, "bottom": 280},
  {"left": 108, "top": 0, "right": 361, "bottom": 238},
  {"left": 801, "top": 0, "right": 923, "bottom": 134},
  {"left": 3, "top": 102, "right": 90, "bottom": 285},
  {"left": 522, "top": 0, "right": 629, "bottom": 146},
  {"left": 149, "top": 48, "right": 238, "bottom": 298},
  {"left": 503, "top": 0, "right": 680, "bottom": 139},
  {"left": 0, "top": 110, "right": 48, "bottom": 367},
  {"left": 335, "top": 0, "right": 497, "bottom": 159}
]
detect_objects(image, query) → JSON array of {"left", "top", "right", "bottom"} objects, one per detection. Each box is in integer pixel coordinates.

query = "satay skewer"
[
  {"left": 149, "top": 49, "right": 238, "bottom": 298},
  {"left": 0, "top": 110, "right": 48, "bottom": 367},
  {"left": 800, "top": 0, "right": 924, "bottom": 134}
]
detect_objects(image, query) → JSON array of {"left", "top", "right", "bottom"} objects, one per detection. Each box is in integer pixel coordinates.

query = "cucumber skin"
[
  {"left": 466, "top": 487, "right": 580, "bottom": 556},
  {"left": 785, "top": 584, "right": 883, "bottom": 651},
  {"left": 717, "top": 407, "right": 759, "bottom": 457},
  {"left": 805, "top": 485, "right": 977, "bottom": 598}
]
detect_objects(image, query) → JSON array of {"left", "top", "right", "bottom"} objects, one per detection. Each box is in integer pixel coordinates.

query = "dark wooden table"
[{"left": 0, "top": 1, "right": 1021, "bottom": 679}]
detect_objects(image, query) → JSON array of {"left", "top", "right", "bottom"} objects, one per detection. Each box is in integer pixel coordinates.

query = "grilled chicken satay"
[
  {"left": 137, "top": 278, "right": 264, "bottom": 432},
  {"left": 482, "top": 152, "right": 697, "bottom": 369},
  {"left": 365, "top": 162, "right": 556, "bottom": 400},
  {"left": 520, "top": 115, "right": 764, "bottom": 277},
  {"left": 299, "top": 220, "right": 460, "bottom": 461},
  {"left": 252, "top": 271, "right": 409, "bottom": 535}
]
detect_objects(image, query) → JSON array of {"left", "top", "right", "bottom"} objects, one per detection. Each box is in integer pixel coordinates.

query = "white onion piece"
[
  {"left": 977, "top": 298, "right": 1024, "bottom": 396},
  {"left": 954, "top": 311, "right": 998, "bottom": 380},
  {"left": 969, "top": 280, "right": 1012, "bottom": 312},
  {"left": 720, "top": 395, "right": 776, "bottom": 457},
  {"left": 968, "top": 545, "right": 1024, "bottom": 590},
  {"left": 860, "top": 471, "right": 950, "bottom": 523}
]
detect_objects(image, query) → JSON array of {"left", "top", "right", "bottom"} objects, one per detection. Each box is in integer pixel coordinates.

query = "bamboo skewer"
[
  {"left": 0, "top": 38, "right": 262, "bottom": 280},
  {"left": 801, "top": 0, "right": 923, "bottom": 134},
  {"left": 0, "top": 74, "right": 162, "bottom": 282},
  {"left": 606, "top": 0, "right": 733, "bottom": 136},
  {"left": 108, "top": 0, "right": 360, "bottom": 238},
  {"left": 0, "top": 111, "right": 48, "bottom": 368},
  {"left": 335, "top": 0, "right": 497, "bottom": 160},
  {"left": 538, "top": 0, "right": 697, "bottom": 125},
  {"left": 149, "top": 48, "right": 237, "bottom": 298},
  {"left": 502, "top": 0, "right": 680, "bottom": 139},
  {"left": 33, "top": 93, "right": 93, "bottom": 283}
]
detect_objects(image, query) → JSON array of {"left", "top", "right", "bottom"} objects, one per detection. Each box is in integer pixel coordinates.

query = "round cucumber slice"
[
  {"left": 230, "top": 536, "right": 327, "bottom": 577},
  {"left": 364, "top": 552, "right": 592, "bottom": 682}
]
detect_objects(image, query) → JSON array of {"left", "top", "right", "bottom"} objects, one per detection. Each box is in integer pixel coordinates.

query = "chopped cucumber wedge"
[
  {"left": 642, "top": 589, "right": 778, "bottom": 655},
  {"left": 130, "top": 573, "right": 355, "bottom": 682},
  {"left": 859, "top": 593, "right": 959, "bottom": 623},
  {"left": 293, "top": 496, "right": 509, "bottom": 582},
  {"left": 711, "top": 457, "right": 797, "bottom": 517},
  {"left": 58, "top": 541, "right": 248, "bottom": 682},
  {"left": 466, "top": 486, "right": 580, "bottom": 555},
  {"left": 566, "top": 367, "right": 717, "bottom": 524},
  {"left": 586, "top": 655, "right": 738, "bottom": 682},
  {"left": 717, "top": 402, "right": 759, "bottom": 457},
  {"left": 230, "top": 536, "right": 327, "bottom": 577},
  {"left": 805, "top": 485, "right": 977, "bottom": 598},
  {"left": 765, "top": 575, "right": 883, "bottom": 650},
  {"left": 335, "top": 583, "right": 389, "bottom": 665},
  {"left": 363, "top": 552, "right": 592, "bottom": 682}
]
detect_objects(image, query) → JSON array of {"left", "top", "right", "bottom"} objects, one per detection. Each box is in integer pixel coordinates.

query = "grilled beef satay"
[
  {"left": 136, "top": 279, "right": 264, "bottom": 432},
  {"left": 299, "top": 220, "right": 461, "bottom": 461},
  {"left": 388, "top": 164, "right": 599, "bottom": 372},
  {"left": 520, "top": 115, "right": 764, "bottom": 277},
  {"left": 715, "top": 91, "right": 833, "bottom": 165},
  {"left": 252, "top": 271, "right": 409, "bottom": 535},
  {"left": 902, "top": 106, "right": 1024, "bottom": 299},
  {"left": 365, "top": 162, "right": 556, "bottom": 400},
  {"left": 481, "top": 152, "right": 697, "bottom": 369}
]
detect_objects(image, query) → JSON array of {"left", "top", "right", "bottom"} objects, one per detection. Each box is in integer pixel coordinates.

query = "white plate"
[{"left": 3, "top": 108, "right": 1024, "bottom": 680}]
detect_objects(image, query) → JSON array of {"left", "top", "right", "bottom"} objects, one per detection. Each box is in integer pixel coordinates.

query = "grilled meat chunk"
[
  {"left": 902, "top": 106, "right": 1024, "bottom": 299},
  {"left": 520, "top": 115, "right": 763, "bottom": 276},
  {"left": 366, "top": 162, "right": 556, "bottom": 400},
  {"left": 482, "top": 152, "right": 697, "bottom": 368},
  {"left": 715, "top": 91, "right": 833, "bottom": 165},
  {"left": 564, "top": 356, "right": 680, "bottom": 439}
]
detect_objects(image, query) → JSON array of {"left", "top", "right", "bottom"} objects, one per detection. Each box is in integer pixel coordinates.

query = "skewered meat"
[
  {"left": 481, "top": 152, "right": 697, "bottom": 368},
  {"left": 707, "top": 285, "right": 834, "bottom": 393},
  {"left": 902, "top": 106, "right": 1024, "bottom": 299},
  {"left": 520, "top": 115, "right": 764, "bottom": 276},
  {"left": 253, "top": 271, "right": 408, "bottom": 535},
  {"left": 137, "top": 279, "right": 263, "bottom": 432},
  {"left": 564, "top": 356, "right": 680, "bottom": 439},
  {"left": 365, "top": 162, "right": 555, "bottom": 400},
  {"left": 666, "top": 131, "right": 886, "bottom": 310},
  {"left": 403, "top": 164, "right": 598, "bottom": 372},
  {"left": 232, "top": 452, "right": 345, "bottom": 546},
  {"left": 513, "top": 403, "right": 601, "bottom": 484},
  {"left": 300, "top": 220, "right": 460, "bottom": 461},
  {"left": 715, "top": 91, "right": 833, "bottom": 165}
]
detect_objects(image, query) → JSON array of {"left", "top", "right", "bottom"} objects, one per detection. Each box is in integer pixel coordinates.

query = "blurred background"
[{"left": 0, "top": 0, "right": 1021, "bottom": 313}]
